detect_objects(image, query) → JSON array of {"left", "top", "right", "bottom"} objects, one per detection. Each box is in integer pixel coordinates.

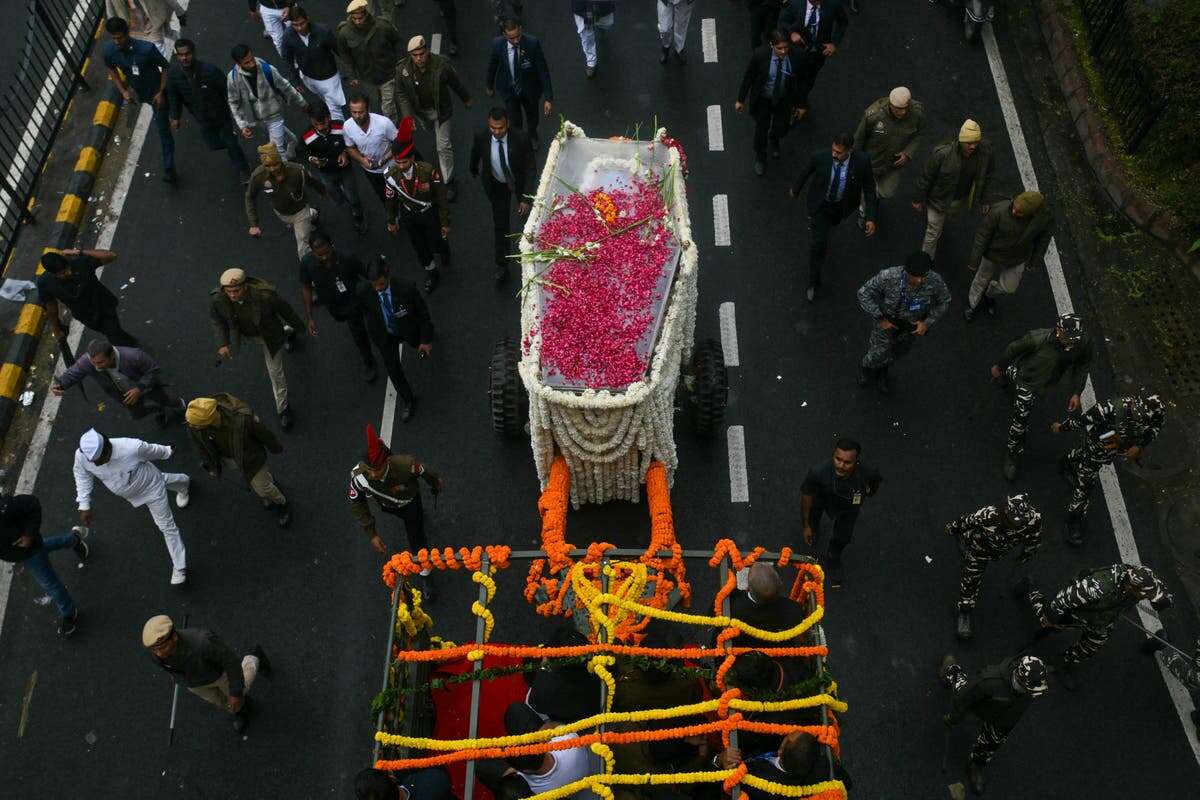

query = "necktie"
[
  {"left": 827, "top": 162, "right": 843, "bottom": 203},
  {"left": 771, "top": 56, "right": 784, "bottom": 100},
  {"left": 509, "top": 44, "right": 520, "bottom": 94},
  {"left": 379, "top": 290, "right": 401, "bottom": 336},
  {"left": 497, "top": 138, "right": 514, "bottom": 191},
  {"left": 808, "top": 6, "right": 820, "bottom": 42}
]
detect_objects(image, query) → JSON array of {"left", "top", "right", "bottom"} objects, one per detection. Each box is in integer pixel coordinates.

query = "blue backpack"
[{"left": 229, "top": 59, "right": 284, "bottom": 101}]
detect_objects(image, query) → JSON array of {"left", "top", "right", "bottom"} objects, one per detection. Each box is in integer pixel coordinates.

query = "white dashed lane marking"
[
  {"left": 701, "top": 19, "right": 718, "bottom": 63},
  {"left": 712, "top": 194, "right": 730, "bottom": 246}
]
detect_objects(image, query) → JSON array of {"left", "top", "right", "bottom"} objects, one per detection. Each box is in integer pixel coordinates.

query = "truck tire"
[
  {"left": 690, "top": 338, "right": 728, "bottom": 437},
  {"left": 489, "top": 337, "right": 526, "bottom": 437}
]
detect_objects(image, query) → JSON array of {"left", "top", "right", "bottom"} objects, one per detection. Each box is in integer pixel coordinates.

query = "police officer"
[
  {"left": 939, "top": 654, "right": 1049, "bottom": 796},
  {"left": 1051, "top": 392, "right": 1164, "bottom": 546},
  {"left": 384, "top": 127, "right": 452, "bottom": 293},
  {"left": 1020, "top": 563, "right": 1171, "bottom": 690},
  {"left": 991, "top": 313, "right": 1093, "bottom": 481},
  {"left": 856, "top": 251, "right": 951, "bottom": 395},
  {"left": 800, "top": 438, "right": 881, "bottom": 589},
  {"left": 349, "top": 424, "right": 445, "bottom": 597},
  {"left": 945, "top": 495, "right": 1042, "bottom": 640}
]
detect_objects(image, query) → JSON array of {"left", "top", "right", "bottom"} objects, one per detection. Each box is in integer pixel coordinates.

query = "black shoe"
[
  {"left": 424, "top": 269, "right": 440, "bottom": 293},
  {"left": 162, "top": 168, "right": 179, "bottom": 183},
  {"left": 956, "top": 610, "right": 973, "bottom": 641},
  {"left": 283, "top": 327, "right": 295, "bottom": 352},
  {"left": 586, "top": 67, "right": 596, "bottom": 79},
  {"left": 857, "top": 365, "right": 872, "bottom": 387},
  {"left": 675, "top": 49, "right": 687, "bottom": 65},
  {"left": 939, "top": 654, "right": 959, "bottom": 686},
  {"left": 1065, "top": 517, "right": 1084, "bottom": 547},
  {"left": 276, "top": 503, "right": 292, "bottom": 528},
  {"left": 239, "top": 171, "right": 252, "bottom": 187},
  {"left": 278, "top": 408, "right": 293, "bottom": 431},
  {"left": 363, "top": 363, "right": 378, "bottom": 383},
  {"left": 967, "top": 758, "right": 986, "bottom": 796},
  {"left": 984, "top": 295, "right": 996, "bottom": 316},
  {"left": 353, "top": 215, "right": 368, "bottom": 234},
  {"left": 770, "top": 142, "right": 781, "bottom": 160},
  {"left": 232, "top": 696, "right": 253, "bottom": 733},
  {"left": 400, "top": 398, "right": 416, "bottom": 423},
  {"left": 1003, "top": 454, "right": 1018, "bottom": 481},
  {"left": 155, "top": 409, "right": 169, "bottom": 429},
  {"left": 806, "top": 285, "right": 816, "bottom": 303},
  {"left": 446, "top": 183, "right": 457, "bottom": 203},
  {"left": 753, "top": 160, "right": 765, "bottom": 177},
  {"left": 448, "top": 41, "right": 459, "bottom": 56},
  {"left": 659, "top": 46, "right": 669, "bottom": 65},
  {"left": 72, "top": 526, "right": 90, "bottom": 562},
  {"left": 824, "top": 557, "right": 844, "bottom": 588},
  {"left": 963, "top": 304, "right": 977, "bottom": 322},
  {"left": 252, "top": 644, "right": 273, "bottom": 676},
  {"left": 876, "top": 368, "right": 891, "bottom": 395},
  {"left": 58, "top": 609, "right": 79, "bottom": 636}
]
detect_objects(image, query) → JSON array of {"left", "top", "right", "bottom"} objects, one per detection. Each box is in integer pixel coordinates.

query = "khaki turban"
[
  {"left": 142, "top": 615, "right": 174, "bottom": 647},
  {"left": 185, "top": 398, "right": 219, "bottom": 428},
  {"left": 220, "top": 267, "right": 246, "bottom": 287},
  {"left": 257, "top": 142, "right": 282, "bottom": 167},
  {"left": 1013, "top": 191, "right": 1044, "bottom": 215},
  {"left": 959, "top": 119, "right": 982, "bottom": 143}
]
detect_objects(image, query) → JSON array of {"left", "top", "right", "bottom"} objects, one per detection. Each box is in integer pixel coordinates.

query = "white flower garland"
[{"left": 518, "top": 123, "right": 698, "bottom": 507}]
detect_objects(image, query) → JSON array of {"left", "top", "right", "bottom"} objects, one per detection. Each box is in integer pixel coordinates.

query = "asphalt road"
[{"left": 0, "top": 1, "right": 1197, "bottom": 798}]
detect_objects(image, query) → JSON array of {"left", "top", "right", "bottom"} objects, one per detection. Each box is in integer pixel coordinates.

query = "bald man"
[{"left": 728, "top": 563, "right": 810, "bottom": 639}]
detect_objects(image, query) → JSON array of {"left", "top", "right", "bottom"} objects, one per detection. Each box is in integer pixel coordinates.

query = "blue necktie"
[
  {"left": 808, "top": 6, "right": 820, "bottom": 41},
  {"left": 379, "top": 290, "right": 401, "bottom": 336},
  {"left": 827, "top": 162, "right": 844, "bottom": 202}
]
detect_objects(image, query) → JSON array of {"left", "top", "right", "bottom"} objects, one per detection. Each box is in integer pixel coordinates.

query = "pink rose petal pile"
[{"left": 534, "top": 176, "right": 673, "bottom": 389}]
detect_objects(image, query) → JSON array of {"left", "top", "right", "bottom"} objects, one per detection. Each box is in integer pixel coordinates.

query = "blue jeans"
[
  {"left": 198, "top": 122, "right": 251, "bottom": 174},
  {"left": 23, "top": 534, "right": 77, "bottom": 618},
  {"left": 317, "top": 168, "right": 363, "bottom": 218}
]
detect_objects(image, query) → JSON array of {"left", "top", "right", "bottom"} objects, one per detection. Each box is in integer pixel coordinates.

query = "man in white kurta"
[{"left": 73, "top": 428, "right": 190, "bottom": 585}]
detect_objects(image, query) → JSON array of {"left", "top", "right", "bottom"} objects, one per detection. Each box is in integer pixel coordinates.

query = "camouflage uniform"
[
  {"left": 857, "top": 265, "right": 951, "bottom": 369},
  {"left": 1060, "top": 395, "right": 1164, "bottom": 521},
  {"left": 1163, "top": 640, "right": 1200, "bottom": 690},
  {"left": 946, "top": 502, "right": 1041, "bottom": 611},
  {"left": 943, "top": 657, "right": 1044, "bottom": 767},
  {"left": 1026, "top": 563, "right": 1171, "bottom": 664}
]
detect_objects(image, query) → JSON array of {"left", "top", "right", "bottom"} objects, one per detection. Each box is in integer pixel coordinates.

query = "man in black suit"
[
  {"left": 485, "top": 17, "right": 554, "bottom": 148},
  {"left": 783, "top": 0, "right": 850, "bottom": 118},
  {"left": 735, "top": 30, "right": 806, "bottom": 176},
  {"left": 746, "top": 0, "right": 784, "bottom": 49},
  {"left": 357, "top": 257, "right": 435, "bottom": 422},
  {"left": 789, "top": 133, "right": 877, "bottom": 302},
  {"left": 469, "top": 107, "right": 536, "bottom": 284},
  {"left": 728, "top": 563, "right": 810, "bottom": 636}
]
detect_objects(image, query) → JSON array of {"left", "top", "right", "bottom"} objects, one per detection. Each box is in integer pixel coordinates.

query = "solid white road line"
[
  {"left": 379, "top": 344, "right": 405, "bottom": 448},
  {"left": 0, "top": 103, "right": 154, "bottom": 634},
  {"left": 706, "top": 105, "right": 724, "bottom": 152},
  {"left": 718, "top": 302, "right": 740, "bottom": 367},
  {"left": 727, "top": 426, "right": 749, "bottom": 503},
  {"left": 701, "top": 19, "right": 718, "bottom": 63},
  {"left": 712, "top": 194, "right": 730, "bottom": 246},
  {"left": 983, "top": 24, "right": 1199, "bottom": 762},
  {"left": 430, "top": 33, "right": 442, "bottom": 55}
]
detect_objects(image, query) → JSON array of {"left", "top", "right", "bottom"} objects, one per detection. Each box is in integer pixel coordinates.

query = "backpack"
[{"left": 229, "top": 59, "right": 284, "bottom": 102}]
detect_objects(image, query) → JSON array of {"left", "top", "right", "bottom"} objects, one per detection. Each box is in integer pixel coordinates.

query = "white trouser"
[
  {"left": 259, "top": 4, "right": 288, "bottom": 57},
  {"left": 301, "top": 72, "right": 346, "bottom": 121},
  {"left": 260, "top": 115, "right": 298, "bottom": 159},
  {"left": 657, "top": 1, "right": 694, "bottom": 52},
  {"left": 574, "top": 13, "right": 615, "bottom": 68},
  {"left": 143, "top": 474, "right": 189, "bottom": 571}
]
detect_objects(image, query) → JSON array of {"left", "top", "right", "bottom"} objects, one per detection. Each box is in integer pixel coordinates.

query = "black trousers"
[
  {"left": 504, "top": 92, "right": 541, "bottom": 140},
  {"left": 796, "top": 51, "right": 827, "bottom": 109},
  {"left": 362, "top": 168, "right": 388, "bottom": 208},
  {"left": 329, "top": 306, "right": 376, "bottom": 367},
  {"left": 435, "top": 0, "right": 459, "bottom": 44},
  {"left": 751, "top": 97, "right": 794, "bottom": 159},
  {"left": 748, "top": 3, "right": 781, "bottom": 48},
  {"left": 381, "top": 493, "right": 428, "bottom": 552},
  {"left": 484, "top": 176, "right": 514, "bottom": 268},
  {"left": 399, "top": 210, "right": 451, "bottom": 268},
  {"left": 126, "top": 386, "right": 183, "bottom": 420},
  {"left": 806, "top": 200, "right": 847, "bottom": 288},
  {"left": 373, "top": 331, "right": 416, "bottom": 406},
  {"left": 83, "top": 306, "right": 138, "bottom": 347},
  {"left": 810, "top": 502, "right": 860, "bottom": 560}
]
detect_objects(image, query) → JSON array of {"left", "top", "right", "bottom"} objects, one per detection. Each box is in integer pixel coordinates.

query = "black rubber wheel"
[
  {"left": 489, "top": 337, "right": 526, "bottom": 437},
  {"left": 690, "top": 338, "right": 728, "bottom": 437}
]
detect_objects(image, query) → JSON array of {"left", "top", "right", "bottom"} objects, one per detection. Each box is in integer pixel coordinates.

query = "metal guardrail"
[
  {"left": 0, "top": 0, "right": 103, "bottom": 271},
  {"left": 1074, "top": 0, "right": 1168, "bottom": 154}
]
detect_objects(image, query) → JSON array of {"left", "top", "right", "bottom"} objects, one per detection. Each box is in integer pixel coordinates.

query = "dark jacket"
[
  {"left": 209, "top": 277, "right": 305, "bottom": 355},
  {"left": 187, "top": 392, "right": 282, "bottom": 479},
  {"left": 335, "top": 13, "right": 402, "bottom": 85},
  {"left": 469, "top": 126, "right": 535, "bottom": 197},
  {"left": 737, "top": 43, "right": 807, "bottom": 107},
  {"left": 791, "top": 149, "right": 878, "bottom": 221},
  {"left": 357, "top": 276, "right": 435, "bottom": 348},
  {"left": 394, "top": 52, "right": 472, "bottom": 122},
  {"left": 571, "top": 0, "right": 616, "bottom": 17},
  {"left": 968, "top": 199, "right": 1055, "bottom": 270},
  {"left": 996, "top": 328, "right": 1093, "bottom": 395},
  {"left": 56, "top": 345, "right": 162, "bottom": 394},
  {"left": 155, "top": 627, "right": 248, "bottom": 695},
  {"left": 167, "top": 60, "right": 233, "bottom": 127},
  {"left": 486, "top": 33, "right": 553, "bottom": 102},
  {"left": 915, "top": 138, "right": 995, "bottom": 211},
  {"left": 281, "top": 21, "right": 340, "bottom": 82},
  {"left": 298, "top": 122, "right": 352, "bottom": 174},
  {"left": 348, "top": 454, "right": 440, "bottom": 539},
  {"left": 0, "top": 494, "right": 43, "bottom": 563},
  {"left": 948, "top": 658, "right": 1033, "bottom": 731},
  {"left": 728, "top": 590, "right": 811, "bottom": 639},
  {"left": 783, "top": 0, "right": 850, "bottom": 49}
]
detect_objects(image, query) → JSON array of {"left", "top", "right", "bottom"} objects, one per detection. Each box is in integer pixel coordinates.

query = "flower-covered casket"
[{"left": 517, "top": 123, "right": 698, "bottom": 507}]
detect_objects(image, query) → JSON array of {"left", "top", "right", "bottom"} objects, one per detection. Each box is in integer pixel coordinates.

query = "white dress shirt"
[
  {"left": 74, "top": 437, "right": 173, "bottom": 509},
  {"left": 490, "top": 133, "right": 511, "bottom": 184},
  {"left": 343, "top": 112, "right": 398, "bottom": 173}
]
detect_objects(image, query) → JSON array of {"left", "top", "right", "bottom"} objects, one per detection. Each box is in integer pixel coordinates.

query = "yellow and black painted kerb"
[{"left": 0, "top": 84, "right": 125, "bottom": 439}]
